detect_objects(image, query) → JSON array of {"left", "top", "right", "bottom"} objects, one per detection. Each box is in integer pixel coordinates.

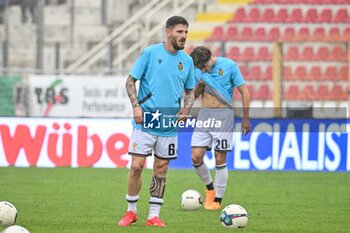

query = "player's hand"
[
  {"left": 133, "top": 106, "right": 143, "bottom": 124},
  {"left": 176, "top": 108, "right": 190, "bottom": 123},
  {"left": 241, "top": 117, "right": 251, "bottom": 136}
]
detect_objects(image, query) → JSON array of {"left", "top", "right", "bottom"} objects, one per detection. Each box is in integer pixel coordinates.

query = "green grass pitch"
[{"left": 1, "top": 167, "right": 349, "bottom": 233}]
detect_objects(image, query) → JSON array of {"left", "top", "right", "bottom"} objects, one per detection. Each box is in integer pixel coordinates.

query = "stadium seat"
[
  {"left": 284, "top": 85, "right": 300, "bottom": 100},
  {"left": 296, "top": 27, "right": 310, "bottom": 41},
  {"left": 328, "top": 27, "right": 341, "bottom": 41},
  {"left": 310, "top": 27, "right": 325, "bottom": 41},
  {"left": 300, "top": 46, "right": 314, "bottom": 61},
  {"left": 240, "top": 27, "right": 254, "bottom": 41},
  {"left": 315, "top": 46, "right": 330, "bottom": 60},
  {"left": 319, "top": 8, "right": 333, "bottom": 22},
  {"left": 287, "top": 8, "right": 303, "bottom": 23},
  {"left": 281, "top": 27, "right": 296, "bottom": 41},
  {"left": 246, "top": 66, "right": 261, "bottom": 80},
  {"left": 333, "top": 8, "right": 350, "bottom": 23},
  {"left": 330, "top": 85, "right": 347, "bottom": 100},
  {"left": 295, "top": 66, "right": 307, "bottom": 80},
  {"left": 275, "top": 8, "right": 288, "bottom": 22},
  {"left": 283, "top": 66, "right": 293, "bottom": 80},
  {"left": 242, "top": 47, "right": 255, "bottom": 61},
  {"left": 239, "top": 66, "right": 248, "bottom": 78},
  {"left": 227, "top": 46, "right": 240, "bottom": 61},
  {"left": 300, "top": 85, "right": 315, "bottom": 100},
  {"left": 255, "top": 84, "right": 271, "bottom": 100},
  {"left": 232, "top": 7, "right": 246, "bottom": 22},
  {"left": 343, "top": 27, "right": 350, "bottom": 41},
  {"left": 267, "top": 27, "right": 280, "bottom": 41},
  {"left": 316, "top": 85, "right": 329, "bottom": 100},
  {"left": 261, "top": 66, "right": 272, "bottom": 80},
  {"left": 254, "top": 27, "right": 267, "bottom": 41},
  {"left": 248, "top": 7, "right": 261, "bottom": 22},
  {"left": 261, "top": 8, "right": 275, "bottom": 22},
  {"left": 322, "top": 66, "right": 337, "bottom": 80},
  {"left": 256, "top": 47, "right": 272, "bottom": 61},
  {"left": 225, "top": 26, "right": 238, "bottom": 41},
  {"left": 337, "top": 66, "right": 348, "bottom": 80},
  {"left": 330, "top": 46, "right": 347, "bottom": 61},
  {"left": 207, "top": 26, "right": 224, "bottom": 41},
  {"left": 308, "top": 66, "right": 322, "bottom": 80},
  {"left": 284, "top": 46, "right": 299, "bottom": 60},
  {"left": 305, "top": 8, "right": 318, "bottom": 22}
]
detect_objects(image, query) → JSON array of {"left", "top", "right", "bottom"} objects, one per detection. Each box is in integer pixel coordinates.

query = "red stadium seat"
[
  {"left": 315, "top": 46, "right": 330, "bottom": 60},
  {"left": 283, "top": 66, "right": 293, "bottom": 80},
  {"left": 287, "top": 8, "right": 303, "bottom": 23},
  {"left": 261, "top": 66, "right": 272, "bottom": 80},
  {"left": 227, "top": 46, "right": 241, "bottom": 61},
  {"left": 327, "top": 27, "right": 341, "bottom": 41},
  {"left": 295, "top": 66, "right": 307, "bottom": 80},
  {"left": 225, "top": 26, "right": 238, "bottom": 41},
  {"left": 267, "top": 27, "right": 280, "bottom": 41},
  {"left": 330, "top": 85, "right": 347, "bottom": 100},
  {"left": 305, "top": 8, "right": 318, "bottom": 22},
  {"left": 337, "top": 66, "right": 348, "bottom": 80},
  {"left": 248, "top": 7, "right": 261, "bottom": 22},
  {"left": 319, "top": 8, "right": 333, "bottom": 22},
  {"left": 316, "top": 85, "right": 329, "bottom": 100},
  {"left": 343, "top": 27, "right": 350, "bottom": 41},
  {"left": 255, "top": 84, "right": 271, "bottom": 100},
  {"left": 256, "top": 47, "right": 272, "bottom": 61},
  {"left": 254, "top": 27, "right": 267, "bottom": 41},
  {"left": 240, "top": 27, "right": 254, "bottom": 41},
  {"left": 308, "top": 66, "right": 322, "bottom": 80},
  {"left": 275, "top": 8, "right": 288, "bottom": 22},
  {"left": 281, "top": 27, "right": 296, "bottom": 41},
  {"left": 261, "top": 8, "right": 275, "bottom": 22},
  {"left": 284, "top": 46, "right": 299, "bottom": 60},
  {"left": 239, "top": 66, "right": 248, "bottom": 78},
  {"left": 242, "top": 47, "right": 255, "bottom": 61},
  {"left": 322, "top": 66, "right": 337, "bottom": 80},
  {"left": 207, "top": 26, "right": 224, "bottom": 41},
  {"left": 246, "top": 66, "right": 262, "bottom": 80},
  {"left": 310, "top": 27, "right": 325, "bottom": 41},
  {"left": 330, "top": 46, "right": 347, "bottom": 61},
  {"left": 300, "top": 46, "right": 314, "bottom": 61},
  {"left": 284, "top": 85, "right": 300, "bottom": 100},
  {"left": 232, "top": 7, "right": 246, "bottom": 22},
  {"left": 333, "top": 9, "right": 350, "bottom": 23},
  {"left": 300, "top": 85, "right": 315, "bottom": 100},
  {"left": 296, "top": 27, "right": 310, "bottom": 41}
]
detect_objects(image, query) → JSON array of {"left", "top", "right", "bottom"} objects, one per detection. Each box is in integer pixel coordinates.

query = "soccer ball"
[
  {"left": 220, "top": 204, "right": 248, "bottom": 228},
  {"left": 1, "top": 225, "right": 30, "bottom": 233},
  {"left": 180, "top": 189, "right": 202, "bottom": 210},
  {"left": 0, "top": 202, "right": 17, "bottom": 227}
]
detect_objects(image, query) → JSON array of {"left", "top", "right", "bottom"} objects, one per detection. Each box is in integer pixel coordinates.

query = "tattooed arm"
[
  {"left": 125, "top": 75, "right": 143, "bottom": 124},
  {"left": 177, "top": 88, "right": 194, "bottom": 122}
]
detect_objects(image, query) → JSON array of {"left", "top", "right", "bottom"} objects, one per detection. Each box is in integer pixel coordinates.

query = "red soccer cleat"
[
  {"left": 117, "top": 210, "right": 137, "bottom": 226},
  {"left": 145, "top": 216, "right": 166, "bottom": 227}
]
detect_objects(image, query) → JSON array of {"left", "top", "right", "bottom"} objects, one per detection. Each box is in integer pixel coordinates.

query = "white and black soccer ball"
[
  {"left": 0, "top": 202, "right": 17, "bottom": 227},
  {"left": 1, "top": 225, "right": 30, "bottom": 233},
  {"left": 180, "top": 189, "right": 202, "bottom": 210},
  {"left": 220, "top": 204, "right": 248, "bottom": 228}
]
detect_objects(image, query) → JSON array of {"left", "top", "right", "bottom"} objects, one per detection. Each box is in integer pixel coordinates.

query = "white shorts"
[
  {"left": 191, "top": 108, "right": 234, "bottom": 151},
  {"left": 128, "top": 128, "right": 178, "bottom": 160}
]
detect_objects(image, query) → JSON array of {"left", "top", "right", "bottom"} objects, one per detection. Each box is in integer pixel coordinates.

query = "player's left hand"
[
  {"left": 176, "top": 108, "right": 190, "bottom": 123},
  {"left": 241, "top": 117, "right": 251, "bottom": 136}
]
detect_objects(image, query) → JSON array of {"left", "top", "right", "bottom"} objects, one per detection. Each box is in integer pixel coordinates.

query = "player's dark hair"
[
  {"left": 190, "top": 46, "right": 212, "bottom": 69},
  {"left": 166, "top": 16, "right": 189, "bottom": 29}
]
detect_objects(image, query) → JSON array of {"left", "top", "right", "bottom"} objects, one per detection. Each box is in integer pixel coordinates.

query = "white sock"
[
  {"left": 126, "top": 194, "right": 139, "bottom": 213},
  {"left": 193, "top": 161, "right": 213, "bottom": 185},
  {"left": 214, "top": 164, "right": 228, "bottom": 198},
  {"left": 148, "top": 197, "right": 163, "bottom": 219}
]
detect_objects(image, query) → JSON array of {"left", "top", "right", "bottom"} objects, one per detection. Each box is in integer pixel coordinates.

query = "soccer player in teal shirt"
[{"left": 118, "top": 16, "right": 195, "bottom": 227}]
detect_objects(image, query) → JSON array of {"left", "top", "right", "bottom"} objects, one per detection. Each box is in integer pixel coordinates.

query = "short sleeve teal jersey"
[{"left": 130, "top": 43, "right": 195, "bottom": 136}]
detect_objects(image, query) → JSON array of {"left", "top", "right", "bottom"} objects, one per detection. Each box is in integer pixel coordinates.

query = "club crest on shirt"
[
  {"left": 132, "top": 142, "right": 137, "bottom": 152},
  {"left": 218, "top": 68, "right": 223, "bottom": 76},
  {"left": 178, "top": 62, "right": 183, "bottom": 71},
  {"left": 158, "top": 58, "right": 163, "bottom": 64}
]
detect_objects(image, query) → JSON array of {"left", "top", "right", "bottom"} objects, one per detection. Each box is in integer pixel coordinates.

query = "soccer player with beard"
[{"left": 118, "top": 16, "right": 195, "bottom": 227}]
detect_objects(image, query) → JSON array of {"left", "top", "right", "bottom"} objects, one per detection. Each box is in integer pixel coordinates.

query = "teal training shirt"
[{"left": 130, "top": 43, "right": 195, "bottom": 136}]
